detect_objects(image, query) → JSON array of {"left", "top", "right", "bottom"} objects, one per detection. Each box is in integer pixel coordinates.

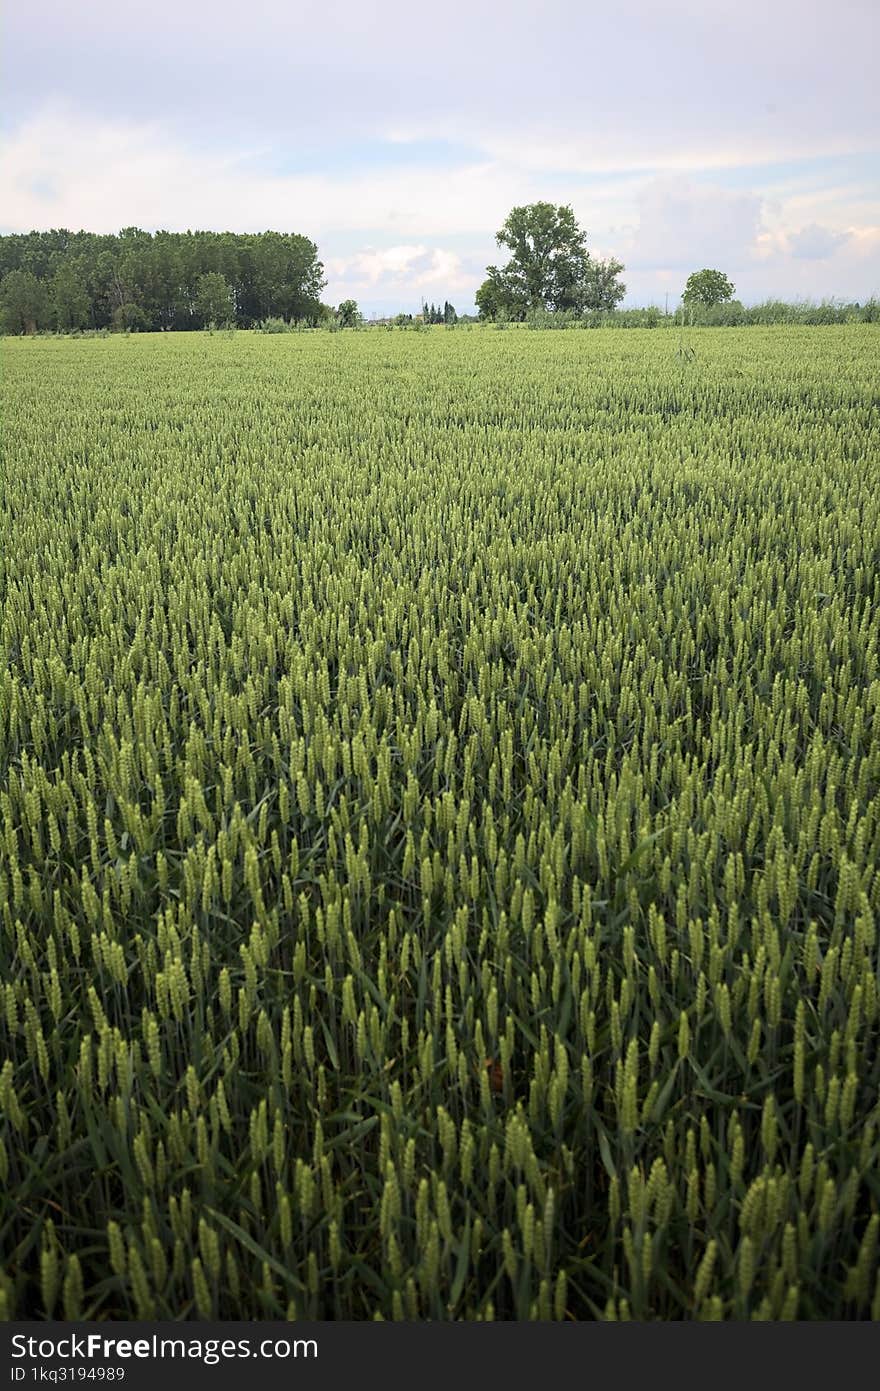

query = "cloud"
[
  {"left": 1, "top": 100, "right": 878, "bottom": 311},
  {"left": 3, "top": 1, "right": 878, "bottom": 310},
  {"left": 848, "top": 225, "right": 880, "bottom": 260},
  {"left": 325, "top": 245, "right": 476, "bottom": 305},
  {"left": 327, "top": 246, "right": 467, "bottom": 287},
  {"left": 0, "top": 109, "right": 530, "bottom": 240},
  {"left": 625, "top": 178, "right": 765, "bottom": 271},
  {"left": 0, "top": 108, "right": 639, "bottom": 256},
  {"left": 787, "top": 223, "right": 850, "bottom": 259},
  {"left": 6, "top": 1, "right": 878, "bottom": 175},
  {"left": 603, "top": 177, "right": 880, "bottom": 304}
]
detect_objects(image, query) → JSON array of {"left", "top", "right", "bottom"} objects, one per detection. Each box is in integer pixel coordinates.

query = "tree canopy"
[
  {"left": 682, "top": 268, "right": 735, "bottom": 308},
  {"left": 0, "top": 228, "right": 326, "bottom": 332},
  {"left": 335, "top": 299, "right": 362, "bottom": 328},
  {"left": 476, "top": 203, "right": 625, "bottom": 320}
]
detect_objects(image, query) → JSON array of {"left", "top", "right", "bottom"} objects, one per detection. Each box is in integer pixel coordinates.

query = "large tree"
[
  {"left": 476, "top": 202, "right": 625, "bottom": 319},
  {"left": 682, "top": 268, "right": 735, "bottom": 308}
]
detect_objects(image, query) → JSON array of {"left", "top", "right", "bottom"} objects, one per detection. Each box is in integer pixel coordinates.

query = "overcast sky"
[{"left": 3, "top": 0, "right": 878, "bottom": 313}]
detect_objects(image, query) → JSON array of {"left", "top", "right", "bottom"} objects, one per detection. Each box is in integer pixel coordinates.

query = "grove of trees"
[
  {"left": 476, "top": 203, "right": 626, "bottom": 320},
  {"left": 421, "top": 300, "right": 458, "bottom": 324},
  {"left": 0, "top": 228, "right": 327, "bottom": 332}
]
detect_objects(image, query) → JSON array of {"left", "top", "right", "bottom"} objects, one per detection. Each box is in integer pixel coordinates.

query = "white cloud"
[
  {"left": 325, "top": 245, "right": 475, "bottom": 307},
  {"left": 2, "top": 108, "right": 878, "bottom": 310},
  {"left": 0, "top": 109, "right": 515, "bottom": 239},
  {"left": 848, "top": 225, "right": 880, "bottom": 260},
  {"left": 0, "top": 109, "right": 655, "bottom": 245},
  {"left": 327, "top": 245, "right": 468, "bottom": 288}
]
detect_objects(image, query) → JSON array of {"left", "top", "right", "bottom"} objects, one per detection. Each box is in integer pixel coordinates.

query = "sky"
[{"left": 2, "top": 0, "right": 879, "bottom": 315}]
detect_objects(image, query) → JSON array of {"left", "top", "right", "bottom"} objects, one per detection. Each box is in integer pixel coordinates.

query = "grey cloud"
[
  {"left": 5, "top": 1, "right": 878, "bottom": 172},
  {"left": 788, "top": 223, "right": 850, "bottom": 258},
  {"left": 626, "top": 179, "right": 764, "bottom": 271}
]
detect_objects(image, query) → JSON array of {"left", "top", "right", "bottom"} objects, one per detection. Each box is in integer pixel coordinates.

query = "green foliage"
[
  {"left": 477, "top": 203, "right": 626, "bottom": 320},
  {"left": 580, "top": 255, "right": 627, "bottom": 312},
  {"left": 682, "top": 269, "right": 736, "bottom": 308},
  {"left": 0, "top": 228, "right": 325, "bottom": 331},
  {"left": 1, "top": 326, "right": 879, "bottom": 1321},
  {"left": 336, "top": 299, "right": 362, "bottom": 329},
  {"left": 49, "top": 266, "right": 90, "bottom": 332},
  {"left": 0, "top": 269, "right": 51, "bottom": 334},
  {"left": 194, "top": 272, "right": 234, "bottom": 328},
  {"left": 257, "top": 311, "right": 334, "bottom": 334},
  {"left": 422, "top": 302, "right": 458, "bottom": 325},
  {"left": 111, "top": 303, "right": 149, "bottom": 333},
  {"left": 489, "top": 301, "right": 880, "bottom": 330}
]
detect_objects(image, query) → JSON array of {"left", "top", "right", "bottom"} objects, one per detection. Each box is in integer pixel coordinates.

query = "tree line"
[
  {"left": 0, "top": 228, "right": 327, "bottom": 333},
  {"left": 3, "top": 209, "right": 874, "bottom": 334}
]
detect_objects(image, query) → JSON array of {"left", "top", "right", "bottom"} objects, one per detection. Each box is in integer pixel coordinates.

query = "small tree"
[
  {"left": 336, "top": 298, "right": 362, "bottom": 328},
  {"left": 194, "top": 271, "right": 234, "bottom": 327},
  {"left": 682, "top": 269, "right": 735, "bottom": 308}
]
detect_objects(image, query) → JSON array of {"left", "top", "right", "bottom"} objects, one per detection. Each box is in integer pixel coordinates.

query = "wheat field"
[{"left": 1, "top": 326, "right": 878, "bottom": 1320}]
